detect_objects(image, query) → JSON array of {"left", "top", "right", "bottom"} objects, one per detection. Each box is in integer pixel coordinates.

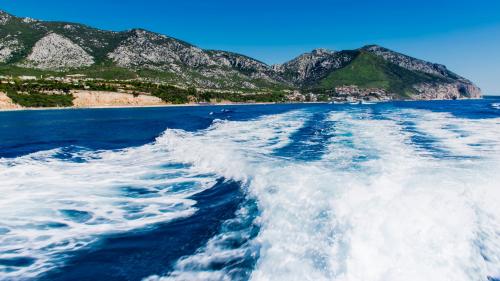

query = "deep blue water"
[{"left": 1, "top": 97, "right": 500, "bottom": 281}]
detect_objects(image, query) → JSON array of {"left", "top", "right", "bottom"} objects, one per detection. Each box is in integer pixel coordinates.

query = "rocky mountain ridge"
[
  {"left": 0, "top": 9, "right": 481, "bottom": 99},
  {"left": 273, "top": 49, "right": 357, "bottom": 86}
]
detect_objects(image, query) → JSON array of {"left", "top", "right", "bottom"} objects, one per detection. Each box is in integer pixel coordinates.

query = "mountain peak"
[
  {"left": 311, "top": 48, "right": 335, "bottom": 55},
  {"left": 129, "top": 28, "right": 148, "bottom": 34},
  {"left": 272, "top": 48, "right": 348, "bottom": 85},
  {"left": 361, "top": 44, "right": 382, "bottom": 50}
]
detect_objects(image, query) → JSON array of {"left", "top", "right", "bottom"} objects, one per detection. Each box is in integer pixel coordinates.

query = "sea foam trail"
[
  {"left": 147, "top": 107, "right": 500, "bottom": 281},
  {"left": 0, "top": 111, "right": 308, "bottom": 280},
  {"left": 317, "top": 110, "right": 500, "bottom": 281}
]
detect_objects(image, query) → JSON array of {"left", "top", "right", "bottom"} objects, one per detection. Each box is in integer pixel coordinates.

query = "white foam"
[
  {"left": 146, "top": 107, "right": 500, "bottom": 281},
  {"left": 0, "top": 143, "right": 217, "bottom": 278},
  {"left": 0, "top": 111, "right": 308, "bottom": 280},
  {"left": 3, "top": 107, "right": 500, "bottom": 281},
  {"left": 146, "top": 202, "right": 260, "bottom": 281},
  {"left": 391, "top": 109, "right": 500, "bottom": 157}
]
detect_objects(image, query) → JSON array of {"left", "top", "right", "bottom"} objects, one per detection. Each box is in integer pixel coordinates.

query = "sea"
[{"left": 1, "top": 97, "right": 500, "bottom": 281}]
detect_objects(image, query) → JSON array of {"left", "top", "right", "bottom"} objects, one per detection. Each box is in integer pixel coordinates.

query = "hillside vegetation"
[
  {"left": 0, "top": 9, "right": 481, "bottom": 106},
  {"left": 317, "top": 52, "right": 450, "bottom": 97}
]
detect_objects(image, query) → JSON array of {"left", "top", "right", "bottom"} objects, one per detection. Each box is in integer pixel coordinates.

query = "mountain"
[
  {"left": 0, "top": 10, "right": 287, "bottom": 91},
  {"left": 273, "top": 46, "right": 481, "bottom": 99},
  {"left": 0, "top": 9, "right": 481, "bottom": 100}
]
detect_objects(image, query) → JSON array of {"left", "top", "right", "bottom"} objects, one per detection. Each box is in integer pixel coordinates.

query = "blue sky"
[{"left": 1, "top": 0, "right": 499, "bottom": 94}]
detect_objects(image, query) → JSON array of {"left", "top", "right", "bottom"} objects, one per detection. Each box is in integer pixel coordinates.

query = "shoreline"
[
  {"left": 0, "top": 97, "right": 490, "bottom": 113},
  {"left": 0, "top": 101, "right": 291, "bottom": 112}
]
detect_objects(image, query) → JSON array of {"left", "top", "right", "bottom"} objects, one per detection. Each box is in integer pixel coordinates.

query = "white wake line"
[
  {"left": 390, "top": 109, "right": 500, "bottom": 158},
  {"left": 149, "top": 108, "right": 500, "bottom": 281}
]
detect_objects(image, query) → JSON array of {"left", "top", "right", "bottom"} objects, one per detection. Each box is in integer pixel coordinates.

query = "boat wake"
[
  {"left": 1, "top": 107, "right": 500, "bottom": 281},
  {"left": 147, "top": 108, "right": 500, "bottom": 281}
]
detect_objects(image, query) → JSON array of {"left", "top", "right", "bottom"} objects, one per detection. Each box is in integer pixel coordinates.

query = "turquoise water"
[{"left": 0, "top": 98, "right": 500, "bottom": 281}]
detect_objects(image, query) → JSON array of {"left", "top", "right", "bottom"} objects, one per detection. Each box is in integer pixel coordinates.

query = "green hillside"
[{"left": 315, "top": 51, "right": 450, "bottom": 97}]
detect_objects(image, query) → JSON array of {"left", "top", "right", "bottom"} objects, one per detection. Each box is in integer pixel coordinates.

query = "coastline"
[
  {"left": 0, "top": 97, "right": 488, "bottom": 113},
  {"left": 0, "top": 101, "right": 288, "bottom": 112}
]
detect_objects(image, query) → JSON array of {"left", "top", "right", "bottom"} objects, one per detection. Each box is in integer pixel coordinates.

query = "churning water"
[{"left": 1, "top": 98, "right": 500, "bottom": 281}]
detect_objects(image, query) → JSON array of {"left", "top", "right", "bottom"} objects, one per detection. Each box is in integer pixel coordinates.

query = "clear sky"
[{"left": 1, "top": 0, "right": 499, "bottom": 94}]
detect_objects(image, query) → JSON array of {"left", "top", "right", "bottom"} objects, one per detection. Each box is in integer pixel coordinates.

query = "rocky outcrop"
[
  {"left": 211, "top": 51, "right": 269, "bottom": 74},
  {"left": 0, "top": 92, "right": 22, "bottom": 110},
  {"left": 210, "top": 51, "right": 286, "bottom": 84},
  {"left": 72, "top": 90, "right": 166, "bottom": 107},
  {"left": 459, "top": 83, "right": 482, "bottom": 98},
  {"left": 23, "top": 33, "right": 94, "bottom": 69},
  {"left": 0, "top": 10, "right": 12, "bottom": 25},
  {"left": 273, "top": 49, "right": 351, "bottom": 84},
  {"left": 412, "top": 82, "right": 482, "bottom": 100},
  {"left": 108, "top": 29, "right": 213, "bottom": 70},
  {"left": 0, "top": 36, "right": 22, "bottom": 62},
  {"left": 106, "top": 30, "right": 285, "bottom": 89}
]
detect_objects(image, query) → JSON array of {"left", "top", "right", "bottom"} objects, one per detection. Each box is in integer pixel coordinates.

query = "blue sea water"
[{"left": 0, "top": 98, "right": 500, "bottom": 281}]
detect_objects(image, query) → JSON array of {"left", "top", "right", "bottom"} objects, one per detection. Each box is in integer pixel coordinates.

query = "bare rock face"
[
  {"left": 210, "top": 51, "right": 268, "bottom": 72},
  {"left": 0, "top": 36, "right": 22, "bottom": 62},
  {"left": 273, "top": 49, "right": 335, "bottom": 82},
  {"left": 413, "top": 82, "right": 482, "bottom": 100},
  {"left": 107, "top": 30, "right": 286, "bottom": 89},
  {"left": 0, "top": 10, "right": 12, "bottom": 25},
  {"left": 72, "top": 90, "right": 166, "bottom": 107},
  {"left": 209, "top": 51, "right": 282, "bottom": 82},
  {"left": 0, "top": 92, "right": 23, "bottom": 110},
  {"left": 23, "top": 33, "right": 94, "bottom": 70},
  {"left": 178, "top": 46, "right": 215, "bottom": 68},
  {"left": 273, "top": 49, "right": 354, "bottom": 85},
  {"left": 459, "top": 83, "right": 482, "bottom": 98},
  {"left": 108, "top": 29, "right": 214, "bottom": 70},
  {"left": 22, "top": 17, "right": 38, "bottom": 24}
]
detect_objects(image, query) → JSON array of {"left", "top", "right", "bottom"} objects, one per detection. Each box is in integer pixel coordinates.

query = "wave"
[
  {"left": 0, "top": 146, "right": 212, "bottom": 279},
  {"left": 145, "top": 107, "right": 500, "bottom": 281},
  {"left": 0, "top": 110, "right": 308, "bottom": 280}
]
